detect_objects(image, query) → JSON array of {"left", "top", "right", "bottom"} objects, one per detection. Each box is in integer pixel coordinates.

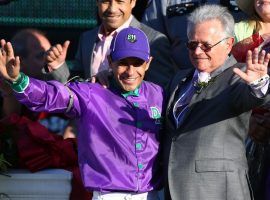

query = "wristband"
[
  {"left": 249, "top": 74, "right": 270, "bottom": 88},
  {"left": 7, "top": 72, "right": 30, "bottom": 93},
  {"left": 5, "top": 73, "right": 21, "bottom": 85}
]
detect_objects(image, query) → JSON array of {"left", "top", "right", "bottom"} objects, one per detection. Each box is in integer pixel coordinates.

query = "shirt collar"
[
  {"left": 121, "top": 87, "right": 140, "bottom": 98},
  {"left": 110, "top": 77, "right": 141, "bottom": 98},
  {"left": 97, "top": 15, "right": 134, "bottom": 41},
  {"left": 210, "top": 55, "right": 237, "bottom": 78},
  {"left": 194, "top": 55, "right": 237, "bottom": 79}
]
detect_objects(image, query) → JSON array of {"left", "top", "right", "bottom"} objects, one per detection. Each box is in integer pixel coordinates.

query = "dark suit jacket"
[
  {"left": 51, "top": 17, "right": 176, "bottom": 88},
  {"left": 163, "top": 56, "right": 270, "bottom": 200}
]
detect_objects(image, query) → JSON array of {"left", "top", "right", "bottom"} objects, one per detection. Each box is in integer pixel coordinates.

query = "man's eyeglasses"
[{"left": 186, "top": 37, "right": 229, "bottom": 52}]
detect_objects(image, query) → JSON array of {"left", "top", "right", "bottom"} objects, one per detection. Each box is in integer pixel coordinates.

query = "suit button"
[
  {"left": 138, "top": 163, "right": 144, "bottom": 170},
  {"left": 133, "top": 102, "right": 139, "bottom": 107},
  {"left": 136, "top": 143, "right": 142, "bottom": 150}
]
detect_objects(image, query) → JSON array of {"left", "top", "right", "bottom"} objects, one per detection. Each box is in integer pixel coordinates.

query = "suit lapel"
[
  {"left": 166, "top": 82, "right": 181, "bottom": 129},
  {"left": 85, "top": 28, "right": 99, "bottom": 77}
]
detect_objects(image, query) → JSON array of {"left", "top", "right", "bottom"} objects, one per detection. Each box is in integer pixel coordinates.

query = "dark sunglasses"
[{"left": 186, "top": 37, "right": 229, "bottom": 52}]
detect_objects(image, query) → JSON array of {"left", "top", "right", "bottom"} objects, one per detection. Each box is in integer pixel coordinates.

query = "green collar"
[
  {"left": 121, "top": 87, "right": 140, "bottom": 98},
  {"left": 110, "top": 78, "right": 141, "bottom": 98}
]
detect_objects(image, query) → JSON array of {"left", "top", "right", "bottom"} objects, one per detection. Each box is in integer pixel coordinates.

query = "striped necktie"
[{"left": 173, "top": 77, "right": 197, "bottom": 128}]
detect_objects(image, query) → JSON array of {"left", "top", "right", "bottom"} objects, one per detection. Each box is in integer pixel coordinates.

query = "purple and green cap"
[{"left": 110, "top": 27, "right": 150, "bottom": 62}]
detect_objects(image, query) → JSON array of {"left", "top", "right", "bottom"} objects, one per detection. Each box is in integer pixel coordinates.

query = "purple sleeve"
[{"left": 14, "top": 78, "right": 81, "bottom": 118}]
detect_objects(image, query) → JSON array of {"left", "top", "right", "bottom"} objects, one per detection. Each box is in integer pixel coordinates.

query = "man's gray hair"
[{"left": 187, "top": 4, "right": 235, "bottom": 39}]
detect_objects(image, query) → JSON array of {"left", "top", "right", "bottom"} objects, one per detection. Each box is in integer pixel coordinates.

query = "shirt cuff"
[
  {"left": 46, "top": 62, "right": 65, "bottom": 72},
  {"left": 249, "top": 74, "right": 270, "bottom": 98},
  {"left": 6, "top": 72, "right": 30, "bottom": 93}
]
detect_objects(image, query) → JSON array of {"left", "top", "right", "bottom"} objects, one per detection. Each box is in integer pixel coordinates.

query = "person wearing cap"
[
  {"left": 0, "top": 27, "right": 166, "bottom": 200},
  {"left": 163, "top": 4, "right": 270, "bottom": 200},
  {"left": 45, "top": 0, "right": 176, "bottom": 88}
]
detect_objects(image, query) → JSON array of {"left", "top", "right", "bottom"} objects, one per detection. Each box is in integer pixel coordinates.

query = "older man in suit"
[
  {"left": 142, "top": 0, "right": 247, "bottom": 70},
  {"left": 46, "top": 0, "right": 176, "bottom": 88},
  {"left": 164, "top": 4, "right": 270, "bottom": 200}
]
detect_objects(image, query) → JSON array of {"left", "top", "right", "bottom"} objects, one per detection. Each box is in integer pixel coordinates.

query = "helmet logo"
[{"left": 127, "top": 34, "right": 137, "bottom": 43}]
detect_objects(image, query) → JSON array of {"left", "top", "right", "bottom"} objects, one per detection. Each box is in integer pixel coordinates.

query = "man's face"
[
  {"left": 188, "top": 19, "right": 233, "bottom": 73},
  {"left": 97, "top": 0, "right": 136, "bottom": 33},
  {"left": 110, "top": 57, "right": 151, "bottom": 91},
  {"left": 22, "top": 33, "right": 51, "bottom": 79}
]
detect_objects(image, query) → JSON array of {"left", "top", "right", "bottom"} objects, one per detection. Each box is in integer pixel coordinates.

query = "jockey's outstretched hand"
[{"left": 0, "top": 39, "right": 20, "bottom": 82}]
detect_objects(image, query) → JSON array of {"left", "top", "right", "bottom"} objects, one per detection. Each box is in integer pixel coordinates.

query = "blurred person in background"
[
  {"left": 0, "top": 29, "right": 51, "bottom": 118},
  {"left": 0, "top": 28, "right": 74, "bottom": 138},
  {"left": 233, "top": 0, "right": 270, "bottom": 61}
]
